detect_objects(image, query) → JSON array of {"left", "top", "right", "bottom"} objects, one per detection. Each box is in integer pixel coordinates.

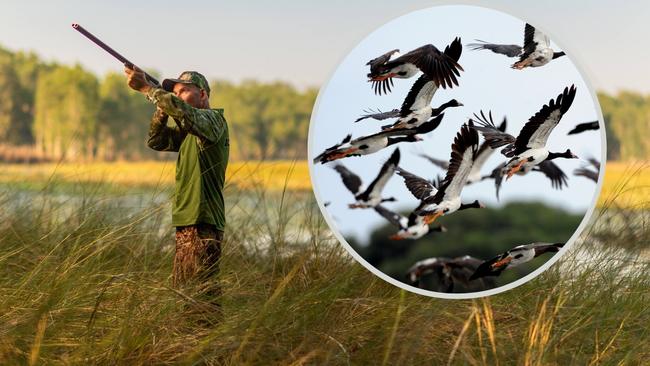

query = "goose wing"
[
  {"left": 396, "top": 167, "right": 437, "bottom": 200},
  {"left": 367, "top": 49, "right": 400, "bottom": 95},
  {"left": 367, "top": 49, "right": 400, "bottom": 72},
  {"left": 567, "top": 121, "right": 599, "bottom": 135},
  {"left": 573, "top": 167, "right": 598, "bottom": 182},
  {"left": 471, "top": 111, "right": 516, "bottom": 156},
  {"left": 400, "top": 74, "right": 438, "bottom": 116},
  {"left": 467, "top": 40, "right": 522, "bottom": 57},
  {"left": 354, "top": 108, "right": 401, "bottom": 123},
  {"left": 429, "top": 123, "right": 479, "bottom": 203},
  {"left": 363, "top": 148, "right": 401, "bottom": 197},
  {"left": 313, "top": 134, "right": 352, "bottom": 163},
  {"left": 519, "top": 23, "right": 550, "bottom": 62},
  {"left": 374, "top": 205, "right": 407, "bottom": 229},
  {"left": 390, "top": 39, "right": 464, "bottom": 89},
  {"left": 535, "top": 160, "right": 568, "bottom": 189},
  {"left": 332, "top": 164, "right": 363, "bottom": 194},
  {"left": 472, "top": 116, "right": 507, "bottom": 172},
  {"left": 417, "top": 153, "right": 449, "bottom": 170},
  {"left": 513, "top": 85, "right": 577, "bottom": 154}
]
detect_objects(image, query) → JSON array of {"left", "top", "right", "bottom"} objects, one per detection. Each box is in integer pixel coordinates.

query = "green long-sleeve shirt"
[{"left": 146, "top": 87, "right": 229, "bottom": 230}]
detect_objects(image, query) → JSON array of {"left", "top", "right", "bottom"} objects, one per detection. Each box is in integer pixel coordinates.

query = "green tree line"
[
  {"left": 0, "top": 45, "right": 316, "bottom": 161},
  {"left": 0, "top": 45, "right": 647, "bottom": 162}
]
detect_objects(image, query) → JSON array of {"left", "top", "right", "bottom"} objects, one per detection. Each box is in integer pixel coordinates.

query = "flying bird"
[
  {"left": 568, "top": 121, "right": 599, "bottom": 135},
  {"left": 313, "top": 114, "right": 445, "bottom": 164},
  {"left": 367, "top": 37, "right": 464, "bottom": 95},
  {"left": 373, "top": 204, "right": 446, "bottom": 240},
  {"left": 486, "top": 160, "right": 569, "bottom": 200},
  {"left": 469, "top": 242, "right": 564, "bottom": 280},
  {"left": 331, "top": 148, "right": 400, "bottom": 209},
  {"left": 417, "top": 153, "right": 449, "bottom": 170},
  {"left": 412, "top": 123, "right": 485, "bottom": 225},
  {"left": 356, "top": 74, "right": 463, "bottom": 130},
  {"left": 406, "top": 255, "right": 484, "bottom": 292},
  {"left": 472, "top": 85, "right": 579, "bottom": 180},
  {"left": 468, "top": 23, "right": 565, "bottom": 69},
  {"left": 573, "top": 157, "right": 600, "bottom": 182}
]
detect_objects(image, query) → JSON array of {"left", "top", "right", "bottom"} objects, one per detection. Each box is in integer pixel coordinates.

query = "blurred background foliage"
[{"left": 0, "top": 45, "right": 317, "bottom": 162}]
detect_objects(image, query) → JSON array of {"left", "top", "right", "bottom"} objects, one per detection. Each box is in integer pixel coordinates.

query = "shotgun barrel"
[{"left": 72, "top": 23, "right": 160, "bottom": 86}]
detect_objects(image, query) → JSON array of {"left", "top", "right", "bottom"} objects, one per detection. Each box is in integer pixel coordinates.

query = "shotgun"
[{"left": 72, "top": 23, "right": 160, "bottom": 86}]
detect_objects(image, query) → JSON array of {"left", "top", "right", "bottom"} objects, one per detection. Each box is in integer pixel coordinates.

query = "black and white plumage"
[
  {"left": 412, "top": 123, "right": 485, "bottom": 225},
  {"left": 466, "top": 113, "right": 507, "bottom": 184},
  {"left": 373, "top": 204, "right": 446, "bottom": 240},
  {"left": 313, "top": 114, "right": 445, "bottom": 164},
  {"left": 406, "top": 255, "right": 484, "bottom": 292},
  {"left": 469, "top": 242, "right": 564, "bottom": 280},
  {"left": 367, "top": 37, "right": 464, "bottom": 95},
  {"left": 332, "top": 148, "right": 400, "bottom": 209},
  {"left": 567, "top": 121, "right": 599, "bottom": 135},
  {"left": 356, "top": 74, "right": 463, "bottom": 130},
  {"left": 573, "top": 157, "right": 600, "bottom": 182},
  {"left": 486, "top": 160, "right": 569, "bottom": 200},
  {"left": 468, "top": 23, "right": 565, "bottom": 69},
  {"left": 472, "top": 85, "right": 579, "bottom": 180}
]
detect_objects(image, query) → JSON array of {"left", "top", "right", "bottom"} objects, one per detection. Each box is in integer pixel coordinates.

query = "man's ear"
[{"left": 200, "top": 89, "right": 209, "bottom": 103}]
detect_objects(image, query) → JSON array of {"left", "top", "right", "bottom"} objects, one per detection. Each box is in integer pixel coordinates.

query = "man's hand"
[{"left": 124, "top": 64, "right": 154, "bottom": 94}]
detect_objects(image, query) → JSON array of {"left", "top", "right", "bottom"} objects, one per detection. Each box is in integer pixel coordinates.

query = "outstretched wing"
[
  {"left": 391, "top": 39, "right": 464, "bottom": 89},
  {"left": 471, "top": 110, "right": 516, "bottom": 156},
  {"left": 467, "top": 40, "right": 521, "bottom": 57},
  {"left": 535, "top": 160, "right": 568, "bottom": 189},
  {"left": 355, "top": 108, "right": 401, "bottom": 123},
  {"left": 396, "top": 167, "right": 437, "bottom": 200},
  {"left": 332, "top": 164, "right": 363, "bottom": 194},
  {"left": 374, "top": 205, "right": 406, "bottom": 229},
  {"left": 364, "top": 148, "right": 401, "bottom": 197},
  {"left": 519, "top": 23, "right": 550, "bottom": 62},
  {"left": 430, "top": 123, "right": 479, "bottom": 203},
  {"left": 567, "top": 121, "right": 599, "bottom": 135},
  {"left": 514, "top": 85, "right": 577, "bottom": 154},
  {"left": 417, "top": 153, "right": 449, "bottom": 170},
  {"left": 400, "top": 74, "right": 438, "bottom": 117}
]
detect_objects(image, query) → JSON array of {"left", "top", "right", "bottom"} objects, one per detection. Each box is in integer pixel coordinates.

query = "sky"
[
  {"left": 0, "top": 0, "right": 648, "bottom": 93},
  {"left": 309, "top": 5, "right": 603, "bottom": 244}
]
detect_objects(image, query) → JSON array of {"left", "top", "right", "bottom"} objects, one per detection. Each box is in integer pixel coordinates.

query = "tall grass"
[{"left": 0, "top": 162, "right": 649, "bottom": 364}]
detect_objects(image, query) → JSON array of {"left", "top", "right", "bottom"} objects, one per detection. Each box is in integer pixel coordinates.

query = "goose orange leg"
[
  {"left": 371, "top": 72, "right": 398, "bottom": 81},
  {"left": 506, "top": 160, "right": 526, "bottom": 179},
  {"left": 423, "top": 211, "right": 444, "bottom": 225}
]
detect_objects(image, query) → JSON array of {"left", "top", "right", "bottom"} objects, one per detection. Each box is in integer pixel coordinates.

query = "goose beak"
[
  {"left": 389, "top": 233, "right": 404, "bottom": 240},
  {"left": 423, "top": 211, "right": 444, "bottom": 225}
]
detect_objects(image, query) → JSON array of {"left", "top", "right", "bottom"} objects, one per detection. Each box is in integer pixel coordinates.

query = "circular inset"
[{"left": 308, "top": 5, "right": 605, "bottom": 298}]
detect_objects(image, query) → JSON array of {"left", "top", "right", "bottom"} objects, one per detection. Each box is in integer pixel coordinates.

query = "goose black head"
[
  {"left": 548, "top": 149, "right": 578, "bottom": 160},
  {"left": 552, "top": 51, "right": 566, "bottom": 59},
  {"left": 446, "top": 99, "right": 464, "bottom": 108},
  {"left": 459, "top": 200, "right": 484, "bottom": 210}
]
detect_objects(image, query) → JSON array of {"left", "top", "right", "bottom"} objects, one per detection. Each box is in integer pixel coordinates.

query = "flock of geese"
[{"left": 313, "top": 23, "right": 601, "bottom": 292}]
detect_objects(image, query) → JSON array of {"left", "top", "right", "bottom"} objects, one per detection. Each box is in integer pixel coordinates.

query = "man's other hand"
[{"left": 124, "top": 64, "right": 154, "bottom": 94}]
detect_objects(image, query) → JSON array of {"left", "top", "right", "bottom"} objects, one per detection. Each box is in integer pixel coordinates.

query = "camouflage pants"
[{"left": 173, "top": 223, "right": 223, "bottom": 289}]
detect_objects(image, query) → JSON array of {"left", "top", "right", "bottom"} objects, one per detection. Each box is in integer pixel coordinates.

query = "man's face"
[{"left": 173, "top": 83, "right": 207, "bottom": 108}]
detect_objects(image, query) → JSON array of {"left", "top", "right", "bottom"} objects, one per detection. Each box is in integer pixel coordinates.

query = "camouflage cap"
[{"left": 162, "top": 71, "right": 211, "bottom": 96}]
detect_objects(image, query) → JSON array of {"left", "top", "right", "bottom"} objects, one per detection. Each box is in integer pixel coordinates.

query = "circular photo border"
[{"left": 308, "top": 3, "right": 606, "bottom": 299}]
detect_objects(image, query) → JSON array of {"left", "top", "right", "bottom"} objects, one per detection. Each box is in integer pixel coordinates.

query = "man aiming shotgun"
[{"left": 73, "top": 24, "right": 229, "bottom": 292}]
